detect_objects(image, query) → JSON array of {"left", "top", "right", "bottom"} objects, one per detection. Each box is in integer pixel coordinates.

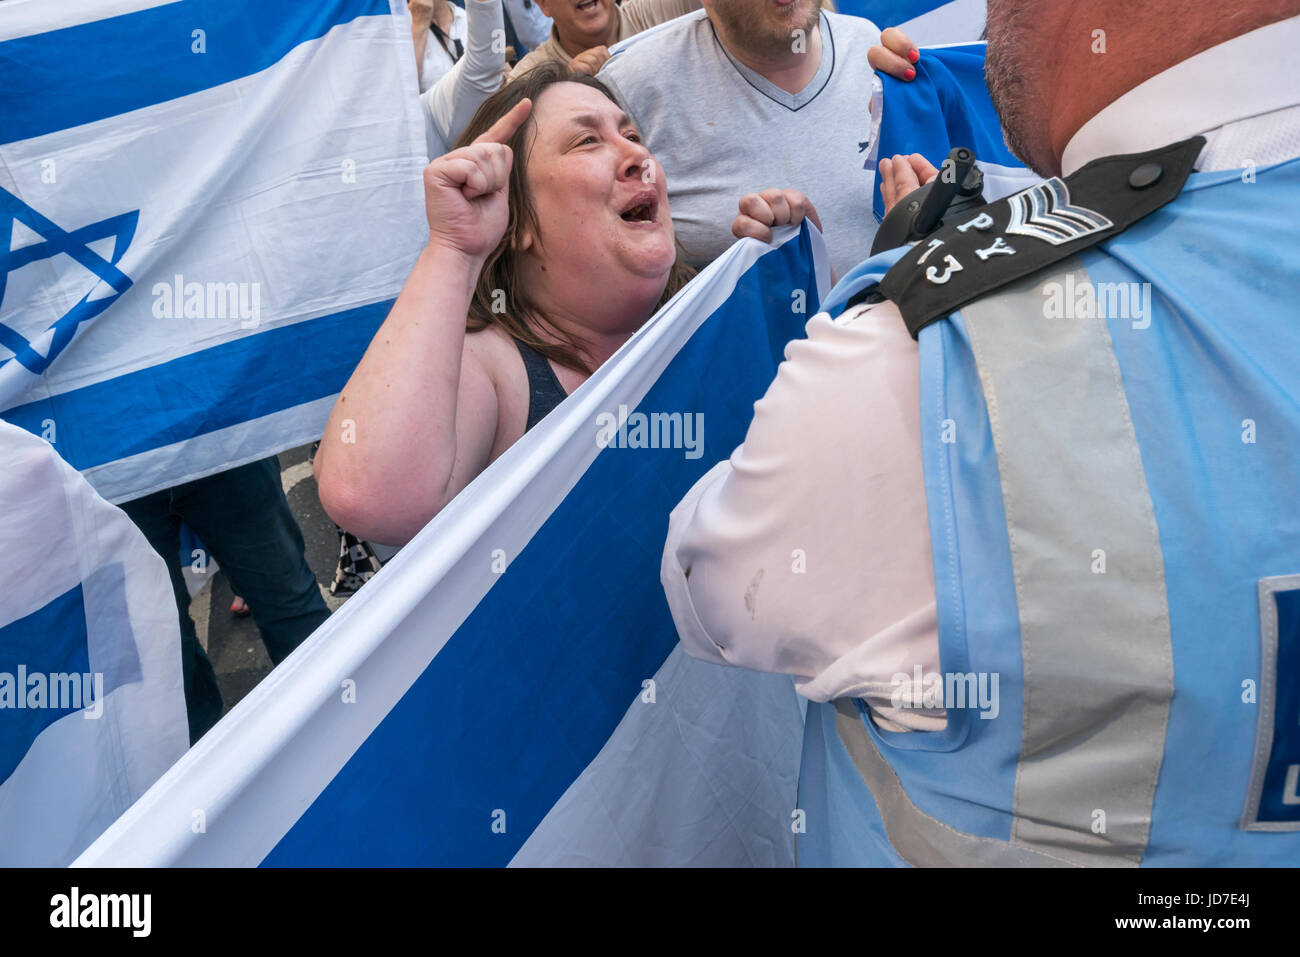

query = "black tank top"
[{"left": 515, "top": 339, "right": 568, "bottom": 433}]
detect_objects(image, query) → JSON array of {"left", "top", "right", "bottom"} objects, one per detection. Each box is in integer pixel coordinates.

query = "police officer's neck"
[{"left": 1042, "top": 2, "right": 1300, "bottom": 176}]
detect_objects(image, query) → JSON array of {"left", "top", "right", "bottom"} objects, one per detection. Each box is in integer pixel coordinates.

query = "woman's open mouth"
[
  {"left": 575, "top": 0, "right": 601, "bottom": 15},
  {"left": 618, "top": 192, "right": 660, "bottom": 227}
]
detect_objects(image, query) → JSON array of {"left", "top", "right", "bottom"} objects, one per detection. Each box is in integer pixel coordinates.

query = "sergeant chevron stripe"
[
  {"left": 874, "top": 137, "right": 1204, "bottom": 339},
  {"left": 1006, "top": 178, "right": 1114, "bottom": 245}
]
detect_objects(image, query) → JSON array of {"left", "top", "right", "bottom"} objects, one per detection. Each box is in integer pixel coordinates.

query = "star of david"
[{"left": 0, "top": 185, "right": 138, "bottom": 376}]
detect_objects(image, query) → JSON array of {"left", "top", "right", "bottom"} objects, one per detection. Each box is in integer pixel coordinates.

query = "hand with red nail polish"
[{"left": 868, "top": 26, "right": 921, "bottom": 81}]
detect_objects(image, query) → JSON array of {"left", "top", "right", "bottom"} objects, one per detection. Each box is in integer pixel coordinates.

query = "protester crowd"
[
  {"left": 316, "top": 0, "right": 917, "bottom": 542},
  {"left": 52, "top": 0, "right": 1297, "bottom": 871},
  {"left": 116, "top": 0, "right": 914, "bottom": 743},
  {"left": 135, "top": 0, "right": 1300, "bottom": 809}
]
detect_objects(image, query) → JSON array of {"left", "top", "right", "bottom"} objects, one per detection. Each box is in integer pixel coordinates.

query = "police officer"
[{"left": 660, "top": 0, "right": 1300, "bottom": 865}]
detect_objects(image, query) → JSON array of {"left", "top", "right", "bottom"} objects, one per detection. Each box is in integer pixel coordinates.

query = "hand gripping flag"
[
  {"left": 76, "top": 224, "right": 831, "bottom": 867},
  {"left": 0, "top": 420, "right": 187, "bottom": 866},
  {"left": 864, "top": 42, "right": 1041, "bottom": 225},
  {"left": 0, "top": 0, "right": 427, "bottom": 504}
]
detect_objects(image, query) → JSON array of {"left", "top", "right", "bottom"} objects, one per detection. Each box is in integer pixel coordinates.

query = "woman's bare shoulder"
[{"left": 465, "top": 324, "right": 530, "bottom": 455}]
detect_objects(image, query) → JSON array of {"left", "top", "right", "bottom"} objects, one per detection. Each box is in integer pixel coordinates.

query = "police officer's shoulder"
[
  {"left": 879, "top": 136, "right": 1206, "bottom": 340},
  {"left": 832, "top": 296, "right": 901, "bottom": 329}
]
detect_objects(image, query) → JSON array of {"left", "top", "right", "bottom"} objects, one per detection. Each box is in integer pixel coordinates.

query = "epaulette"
[{"left": 874, "top": 135, "right": 1206, "bottom": 339}]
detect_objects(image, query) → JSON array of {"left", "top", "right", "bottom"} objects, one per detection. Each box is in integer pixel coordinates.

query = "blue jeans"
[{"left": 120, "top": 455, "right": 330, "bottom": 744}]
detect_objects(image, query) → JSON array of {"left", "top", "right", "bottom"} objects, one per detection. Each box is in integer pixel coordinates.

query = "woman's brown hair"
[{"left": 454, "top": 63, "right": 696, "bottom": 374}]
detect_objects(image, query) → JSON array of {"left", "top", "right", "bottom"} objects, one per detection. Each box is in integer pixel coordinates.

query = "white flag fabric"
[
  {"left": 76, "top": 224, "right": 829, "bottom": 867},
  {"left": 0, "top": 0, "right": 427, "bottom": 503},
  {"left": 0, "top": 420, "right": 187, "bottom": 866},
  {"left": 837, "top": 0, "right": 987, "bottom": 45}
]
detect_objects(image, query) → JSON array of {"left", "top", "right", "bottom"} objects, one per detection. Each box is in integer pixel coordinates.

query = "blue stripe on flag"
[
  {"left": 262, "top": 228, "right": 821, "bottom": 865},
  {"left": 0, "top": 584, "right": 91, "bottom": 786},
  {"left": 0, "top": 0, "right": 391, "bottom": 144},
  {"left": 0, "top": 301, "right": 389, "bottom": 472}
]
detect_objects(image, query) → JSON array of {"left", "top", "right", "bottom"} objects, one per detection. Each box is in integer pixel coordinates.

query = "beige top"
[{"left": 509, "top": 0, "right": 700, "bottom": 79}]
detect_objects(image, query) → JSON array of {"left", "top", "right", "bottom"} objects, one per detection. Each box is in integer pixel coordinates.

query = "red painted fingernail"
[
  {"left": 908, "top": 48, "right": 920, "bottom": 64},
  {"left": 904, "top": 67, "right": 915, "bottom": 80}
]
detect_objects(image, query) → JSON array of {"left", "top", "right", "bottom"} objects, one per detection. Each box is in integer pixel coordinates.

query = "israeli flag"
[
  {"left": 76, "top": 224, "right": 829, "bottom": 867},
  {"left": 0, "top": 0, "right": 427, "bottom": 504},
  {"left": 864, "top": 42, "right": 1040, "bottom": 224},
  {"left": 0, "top": 420, "right": 187, "bottom": 866},
  {"left": 837, "top": 0, "right": 986, "bottom": 45}
]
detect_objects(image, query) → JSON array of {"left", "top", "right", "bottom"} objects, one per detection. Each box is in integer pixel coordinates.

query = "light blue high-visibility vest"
[{"left": 804, "top": 152, "right": 1300, "bottom": 866}]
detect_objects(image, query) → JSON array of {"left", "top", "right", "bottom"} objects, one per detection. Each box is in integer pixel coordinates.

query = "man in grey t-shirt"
[{"left": 598, "top": 0, "right": 884, "bottom": 278}]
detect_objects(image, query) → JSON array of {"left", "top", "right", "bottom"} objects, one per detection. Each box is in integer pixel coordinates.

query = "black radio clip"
[{"left": 870, "top": 146, "right": 986, "bottom": 256}]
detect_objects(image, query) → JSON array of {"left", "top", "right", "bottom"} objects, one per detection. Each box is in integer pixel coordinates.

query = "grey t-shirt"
[{"left": 599, "top": 10, "right": 882, "bottom": 278}]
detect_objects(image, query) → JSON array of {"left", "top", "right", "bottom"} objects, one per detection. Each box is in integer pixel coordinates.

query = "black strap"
[
  {"left": 430, "top": 20, "right": 463, "bottom": 63},
  {"left": 876, "top": 136, "right": 1205, "bottom": 339},
  {"left": 515, "top": 340, "right": 568, "bottom": 433}
]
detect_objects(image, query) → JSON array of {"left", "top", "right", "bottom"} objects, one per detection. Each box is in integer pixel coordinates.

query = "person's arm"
[
  {"left": 421, "top": 0, "right": 507, "bottom": 153},
  {"left": 660, "top": 186, "right": 938, "bottom": 708},
  {"left": 500, "top": 0, "right": 552, "bottom": 50},
  {"left": 459, "top": 0, "right": 508, "bottom": 93},
  {"left": 661, "top": 298, "right": 940, "bottom": 711},
  {"left": 410, "top": 0, "right": 435, "bottom": 87},
  {"left": 315, "top": 99, "right": 533, "bottom": 546}
]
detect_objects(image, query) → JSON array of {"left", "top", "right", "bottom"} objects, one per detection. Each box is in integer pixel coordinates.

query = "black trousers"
[{"left": 120, "top": 456, "right": 329, "bottom": 744}]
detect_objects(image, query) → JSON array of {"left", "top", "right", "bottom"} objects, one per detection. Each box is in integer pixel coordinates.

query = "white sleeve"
[
  {"left": 501, "top": 0, "right": 552, "bottom": 51},
  {"left": 420, "top": 0, "right": 506, "bottom": 157},
  {"left": 661, "top": 459, "right": 735, "bottom": 668},
  {"left": 660, "top": 302, "right": 943, "bottom": 719}
]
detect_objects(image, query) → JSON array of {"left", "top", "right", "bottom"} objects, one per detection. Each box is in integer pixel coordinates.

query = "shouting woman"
[{"left": 315, "top": 65, "right": 821, "bottom": 545}]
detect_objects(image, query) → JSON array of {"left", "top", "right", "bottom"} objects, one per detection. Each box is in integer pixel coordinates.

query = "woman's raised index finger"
[{"left": 474, "top": 97, "right": 533, "bottom": 146}]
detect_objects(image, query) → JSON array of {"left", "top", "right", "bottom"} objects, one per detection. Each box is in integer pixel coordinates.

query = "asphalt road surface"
[{"left": 189, "top": 444, "right": 353, "bottom": 715}]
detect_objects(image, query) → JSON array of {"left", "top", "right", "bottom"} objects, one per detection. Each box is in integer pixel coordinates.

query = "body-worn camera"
[{"left": 871, "top": 147, "right": 987, "bottom": 255}]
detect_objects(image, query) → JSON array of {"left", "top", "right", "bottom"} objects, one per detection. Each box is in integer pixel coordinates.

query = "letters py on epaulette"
[{"left": 876, "top": 136, "right": 1206, "bottom": 339}]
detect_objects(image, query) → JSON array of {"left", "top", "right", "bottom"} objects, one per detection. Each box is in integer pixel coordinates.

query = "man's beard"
[
  {"left": 710, "top": 0, "right": 822, "bottom": 60},
  {"left": 985, "top": 0, "right": 1054, "bottom": 176}
]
